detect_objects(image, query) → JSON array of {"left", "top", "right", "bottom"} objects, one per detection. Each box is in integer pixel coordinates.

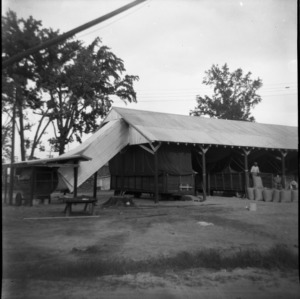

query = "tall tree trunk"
[
  {"left": 58, "top": 142, "right": 66, "bottom": 155},
  {"left": 58, "top": 132, "right": 67, "bottom": 155},
  {"left": 29, "top": 116, "right": 51, "bottom": 160},
  {"left": 9, "top": 100, "right": 16, "bottom": 205},
  {"left": 17, "top": 87, "right": 26, "bottom": 161}
]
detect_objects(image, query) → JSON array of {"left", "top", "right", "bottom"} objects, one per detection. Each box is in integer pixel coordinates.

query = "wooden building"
[
  {"left": 57, "top": 107, "right": 298, "bottom": 201},
  {"left": 4, "top": 107, "right": 297, "bottom": 204}
]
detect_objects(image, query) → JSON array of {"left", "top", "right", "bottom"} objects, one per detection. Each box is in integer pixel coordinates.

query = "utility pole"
[{"left": 2, "top": 0, "right": 147, "bottom": 68}]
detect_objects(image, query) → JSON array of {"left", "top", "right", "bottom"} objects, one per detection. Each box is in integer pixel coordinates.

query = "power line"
[
  {"left": 2, "top": 0, "right": 148, "bottom": 68},
  {"left": 260, "top": 93, "right": 297, "bottom": 97},
  {"left": 135, "top": 83, "right": 297, "bottom": 93},
  {"left": 133, "top": 91, "right": 297, "bottom": 98},
  {"left": 134, "top": 89, "right": 297, "bottom": 97},
  {"left": 119, "top": 93, "right": 298, "bottom": 103},
  {"left": 77, "top": 0, "right": 151, "bottom": 40}
]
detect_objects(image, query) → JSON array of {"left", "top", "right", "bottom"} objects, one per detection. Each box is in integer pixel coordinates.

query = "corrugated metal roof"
[
  {"left": 58, "top": 119, "right": 129, "bottom": 191},
  {"left": 3, "top": 154, "right": 91, "bottom": 167},
  {"left": 109, "top": 107, "right": 298, "bottom": 150}
]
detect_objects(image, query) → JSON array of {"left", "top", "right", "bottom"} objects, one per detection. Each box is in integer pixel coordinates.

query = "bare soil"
[{"left": 2, "top": 191, "right": 299, "bottom": 298}]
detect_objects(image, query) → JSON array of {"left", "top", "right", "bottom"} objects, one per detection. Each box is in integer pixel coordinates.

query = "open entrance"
[{"left": 192, "top": 146, "right": 298, "bottom": 196}]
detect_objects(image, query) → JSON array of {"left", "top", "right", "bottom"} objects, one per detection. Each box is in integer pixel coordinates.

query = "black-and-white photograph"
[{"left": 2, "top": 0, "right": 298, "bottom": 298}]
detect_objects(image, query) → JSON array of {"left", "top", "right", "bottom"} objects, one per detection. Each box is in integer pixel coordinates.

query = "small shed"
[{"left": 3, "top": 155, "right": 91, "bottom": 205}]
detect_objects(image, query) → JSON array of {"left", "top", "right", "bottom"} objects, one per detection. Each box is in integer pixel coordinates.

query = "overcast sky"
[{"left": 2, "top": 0, "right": 298, "bottom": 157}]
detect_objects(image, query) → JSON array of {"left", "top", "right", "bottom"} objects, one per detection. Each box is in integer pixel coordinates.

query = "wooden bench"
[{"left": 63, "top": 197, "right": 97, "bottom": 216}]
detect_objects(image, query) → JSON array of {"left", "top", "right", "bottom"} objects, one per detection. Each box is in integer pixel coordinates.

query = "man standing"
[
  {"left": 273, "top": 174, "right": 282, "bottom": 190},
  {"left": 250, "top": 162, "right": 262, "bottom": 188},
  {"left": 250, "top": 162, "right": 260, "bottom": 176}
]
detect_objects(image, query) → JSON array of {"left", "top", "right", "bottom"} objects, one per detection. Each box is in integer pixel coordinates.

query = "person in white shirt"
[
  {"left": 250, "top": 162, "right": 260, "bottom": 176},
  {"left": 290, "top": 180, "right": 298, "bottom": 190},
  {"left": 250, "top": 162, "right": 262, "bottom": 187}
]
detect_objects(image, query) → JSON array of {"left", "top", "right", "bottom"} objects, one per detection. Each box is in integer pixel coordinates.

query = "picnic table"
[{"left": 63, "top": 196, "right": 97, "bottom": 216}]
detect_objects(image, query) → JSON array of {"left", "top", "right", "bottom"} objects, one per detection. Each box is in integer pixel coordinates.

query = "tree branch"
[{"left": 29, "top": 116, "right": 52, "bottom": 158}]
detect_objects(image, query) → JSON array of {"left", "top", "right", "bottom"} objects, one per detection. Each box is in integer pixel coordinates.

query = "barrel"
[
  {"left": 291, "top": 190, "right": 298, "bottom": 202},
  {"left": 254, "top": 188, "right": 264, "bottom": 201},
  {"left": 247, "top": 187, "right": 254, "bottom": 200},
  {"left": 263, "top": 189, "right": 273, "bottom": 202},
  {"left": 272, "top": 189, "right": 280, "bottom": 202},
  {"left": 280, "top": 190, "right": 292, "bottom": 202}
]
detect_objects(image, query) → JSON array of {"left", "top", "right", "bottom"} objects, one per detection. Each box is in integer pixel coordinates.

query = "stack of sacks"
[
  {"left": 253, "top": 175, "right": 263, "bottom": 188},
  {"left": 272, "top": 189, "right": 281, "bottom": 202},
  {"left": 280, "top": 190, "right": 292, "bottom": 202},
  {"left": 262, "top": 188, "right": 274, "bottom": 202},
  {"left": 253, "top": 175, "right": 264, "bottom": 201},
  {"left": 291, "top": 190, "right": 298, "bottom": 201},
  {"left": 254, "top": 188, "right": 264, "bottom": 201},
  {"left": 247, "top": 187, "right": 254, "bottom": 200}
]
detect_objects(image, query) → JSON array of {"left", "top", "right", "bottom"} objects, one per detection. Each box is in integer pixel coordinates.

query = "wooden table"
[{"left": 63, "top": 197, "right": 97, "bottom": 216}]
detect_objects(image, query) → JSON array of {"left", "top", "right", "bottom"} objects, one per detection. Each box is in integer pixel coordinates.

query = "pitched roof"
[
  {"left": 3, "top": 154, "right": 91, "bottom": 168},
  {"left": 105, "top": 107, "right": 298, "bottom": 150}
]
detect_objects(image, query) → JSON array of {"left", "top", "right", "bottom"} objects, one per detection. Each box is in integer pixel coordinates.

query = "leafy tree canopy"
[
  {"left": 2, "top": 10, "right": 139, "bottom": 157},
  {"left": 39, "top": 36, "right": 139, "bottom": 154},
  {"left": 190, "top": 63, "right": 263, "bottom": 122},
  {"left": 2, "top": 10, "right": 57, "bottom": 160}
]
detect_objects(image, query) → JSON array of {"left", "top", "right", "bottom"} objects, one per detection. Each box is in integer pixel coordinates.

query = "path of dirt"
[
  {"left": 2, "top": 192, "right": 299, "bottom": 298},
  {"left": 2, "top": 269, "right": 299, "bottom": 299}
]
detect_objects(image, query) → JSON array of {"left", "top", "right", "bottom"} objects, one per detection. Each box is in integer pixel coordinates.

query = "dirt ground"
[{"left": 2, "top": 191, "right": 299, "bottom": 299}]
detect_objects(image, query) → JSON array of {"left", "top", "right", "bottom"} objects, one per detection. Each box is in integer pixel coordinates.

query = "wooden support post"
[
  {"left": 242, "top": 148, "right": 251, "bottom": 196},
  {"left": 202, "top": 151, "right": 207, "bottom": 201},
  {"left": 222, "top": 172, "right": 225, "bottom": 190},
  {"left": 199, "top": 145, "right": 209, "bottom": 201},
  {"left": 194, "top": 173, "right": 197, "bottom": 196},
  {"left": 121, "top": 151, "right": 125, "bottom": 194},
  {"left": 280, "top": 150, "right": 287, "bottom": 189},
  {"left": 207, "top": 172, "right": 211, "bottom": 196},
  {"left": 73, "top": 161, "right": 78, "bottom": 198},
  {"left": 93, "top": 171, "right": 98, "bottom": 198},
  {"left": 30, "top": 167, "right": 36, "bottom": 206},
  {"left": 154, "top": 149, "right": 159, "bottom": 203},
  {"left": 4, "top": 167, "right": 8, "bottom": 204}
]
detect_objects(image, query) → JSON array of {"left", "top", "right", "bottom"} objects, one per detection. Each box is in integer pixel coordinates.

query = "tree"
[
  {"left": 2, "top": 10, "right": 48, "bottom": 160},
  {"left": 1, "top": 124, "right": 12, "bottom": 162},
  {"left": 2, "top": 69, "right": 15, "bottom": 162},
  {"left": 38, "top": 37, "right": 139, "bottom": 155},
  {"left": 2, "top": 10, "right": 139, "bottom": 158},
  {"left": 190, "top": 64, "right": 263, "bottom": 122}
]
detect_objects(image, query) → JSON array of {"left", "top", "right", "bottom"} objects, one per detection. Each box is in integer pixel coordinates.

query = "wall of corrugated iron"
[{"left": 58, "top": 119, "right": 129, "bottom": 191}]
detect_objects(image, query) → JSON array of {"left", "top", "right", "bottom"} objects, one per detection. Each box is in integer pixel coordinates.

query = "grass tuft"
[{"left": 5, "top": 244, "right": 298, "bottom": 280}]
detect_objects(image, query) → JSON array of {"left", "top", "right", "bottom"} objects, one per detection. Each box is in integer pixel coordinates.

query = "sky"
[{"left": 2, "top": 0, "right": 298, "bottom": 158}]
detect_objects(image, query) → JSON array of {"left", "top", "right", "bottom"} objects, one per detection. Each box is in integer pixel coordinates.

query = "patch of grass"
[
  {"left": 228, "top": 244, "right": 298, "bottom": 269},
  {"left": 5, "top": 244, "right": 298, "bottom": 280}
]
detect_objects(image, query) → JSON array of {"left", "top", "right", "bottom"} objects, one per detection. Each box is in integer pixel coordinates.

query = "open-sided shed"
[
  {"left": 58, "top": 107, "right": 298, "bottom": 201},
  {"left": 2, "top": 155, "right": 91, "bottom": 206},
  {"left": 3, "top": 107, "right": 298, "bottom": 204}
]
